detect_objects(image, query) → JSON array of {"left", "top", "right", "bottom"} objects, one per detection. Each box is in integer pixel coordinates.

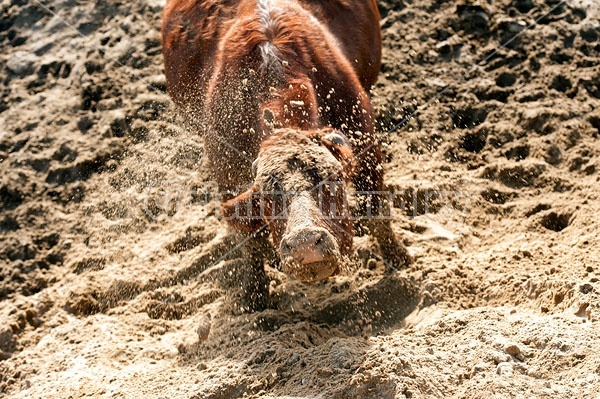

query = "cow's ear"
[
  {"left": 221, "top": 186, "right": 266, "bottom": 232},
  {"left": 321, "top": 130, "right": 354, "bottom": 172}
]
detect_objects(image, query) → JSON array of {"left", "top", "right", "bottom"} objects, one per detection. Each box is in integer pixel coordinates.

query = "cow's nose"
[
  {"left": 280, "top": 228, "right": 340, "bottom": 282},
  {"left": 280, "top": 228, "right": 335, "bottom": 265}
]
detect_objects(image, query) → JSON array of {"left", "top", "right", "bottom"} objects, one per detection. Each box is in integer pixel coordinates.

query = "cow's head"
[{"left": 222, "top": 127, "right": 354, "bottom": 282}]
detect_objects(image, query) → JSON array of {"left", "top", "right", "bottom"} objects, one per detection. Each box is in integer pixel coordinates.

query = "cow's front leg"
[
  {"left": 238, "top": 228, "right": 274, "bottom": 311},
  {"left": 353, "top": 145, "right": 412, "bottom": 270}
]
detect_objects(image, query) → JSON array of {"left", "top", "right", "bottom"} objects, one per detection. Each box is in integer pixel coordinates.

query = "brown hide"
[{"left": 162, "top": 0, "right": 381, "bottom": 112}]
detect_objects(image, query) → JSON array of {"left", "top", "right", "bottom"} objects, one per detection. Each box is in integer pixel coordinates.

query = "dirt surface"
[{"left": 1, "top": 0, "right": 599, "bottom": 397}]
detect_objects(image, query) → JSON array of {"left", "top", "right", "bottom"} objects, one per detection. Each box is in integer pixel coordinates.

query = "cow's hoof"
[
  {"left": 381, "top": 244, "right": 412, "bottom": 270},
  {"left": 240, "top": 290, "right": 269, "bottom": 312},
  {"left": 377, "top": 235, "right": 412, "bottom": 270},
  {"left": 239, "top": 271, "right": 271, "bottom": 312}
]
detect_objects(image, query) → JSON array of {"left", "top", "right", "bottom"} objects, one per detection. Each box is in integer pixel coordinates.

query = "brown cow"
[{"left": 162, "top": 0, "right": 411, "bottom": 310}]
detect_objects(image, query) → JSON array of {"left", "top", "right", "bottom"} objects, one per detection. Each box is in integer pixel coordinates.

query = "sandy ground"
[{"left": 1, "top": 0, "right": 599, "bottom": 397}]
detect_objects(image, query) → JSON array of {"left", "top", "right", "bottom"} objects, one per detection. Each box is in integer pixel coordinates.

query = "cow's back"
[
  {"left": 297, "top": 0, "right": 381, "bottom": 90},
  {"left": 162, "top": 0, "right": 382, "bottom": 111}
]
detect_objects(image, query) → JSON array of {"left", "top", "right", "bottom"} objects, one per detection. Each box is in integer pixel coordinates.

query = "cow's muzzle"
[{"left": 279, "top": 227, "right": 340, "bottom": 282}]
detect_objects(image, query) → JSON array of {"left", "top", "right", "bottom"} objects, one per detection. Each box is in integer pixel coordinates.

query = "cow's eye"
[
  {"left": 324, "top": 132, "right": 346, "bottom": 146},
  {"left": 269, "top": 176, "right": 284, "bottom": 192}
]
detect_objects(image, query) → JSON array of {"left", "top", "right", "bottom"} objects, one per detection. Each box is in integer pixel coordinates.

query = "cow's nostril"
[
  {"left": 281, "top": 240, "right": 292, "bottom": 254},
  {"left": 314, "top": 233, "right": 324, "bottom": 246}
]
